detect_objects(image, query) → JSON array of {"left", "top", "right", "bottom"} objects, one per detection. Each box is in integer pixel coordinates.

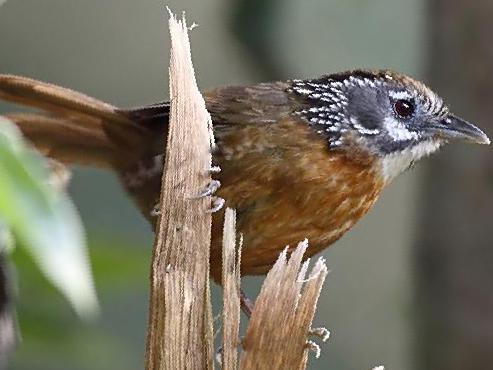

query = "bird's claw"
[
  {"left": 196, "top": 180, "right": 221, "bottom": 198},
  {"left": 206, "top": 196, "right": 225, "bottom": 213},
  {"left": 305, "top": 340, "right": 321, "bottom": 358},
  {"left": 215, "top": 346, "right": 223, "bottom": 366},
  {"left": 240, "top": 290, "right": 255, "bottom": 318},
  {"left": 209, "top": 165, "right": 221, "bottom": 174},
  {"left": 309, "top": 327, "right": 330, "bottom": 342},
  {"left": 151, "top": 202, "right": 161, "bottom": 217}
]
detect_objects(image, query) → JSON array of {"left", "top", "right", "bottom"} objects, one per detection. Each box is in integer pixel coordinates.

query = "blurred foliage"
[
  {"left": 11, "top": 235, "right": 149, "bottom": 370},
  {"left": 0, "top": 117, "right": 97, "bottom": 319},
  {"left": 0, "top": 115, "right": 103, "bottom": 348}
]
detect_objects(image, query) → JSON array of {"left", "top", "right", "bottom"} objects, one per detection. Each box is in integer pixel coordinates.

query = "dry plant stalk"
[
  {"left": 144, "top": 10, "right": 329, "bottom": 370},
  {"left": 220, "top": 214, "right": 329, "bottom": 370},
  {"left": 240, "top": 240, "right": 328, "bottom": 370},
  {"left": 145, "top": 11, "right": 214, "bottom": 370},
  {"left": 221, "top": 208, "right": 241, "bottom": 369}
]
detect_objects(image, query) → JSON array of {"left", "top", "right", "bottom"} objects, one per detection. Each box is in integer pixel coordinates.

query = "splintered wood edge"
[
  {"left": 145, "top": 11, "right": 214, "bottom": 370},
  {"left": 221, "top": 208, "right": 241, "bottom": 369},
  {"left": 239, "top": 240, "right": 328, "bottom": 370}
]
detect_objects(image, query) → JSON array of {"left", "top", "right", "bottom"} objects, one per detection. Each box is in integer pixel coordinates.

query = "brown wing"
[
  {"left": 121, "top": 81, "right": 293, "bottom": 127},
  {"left": 203, "top": 81, "right": 292, "bottom": 125}
]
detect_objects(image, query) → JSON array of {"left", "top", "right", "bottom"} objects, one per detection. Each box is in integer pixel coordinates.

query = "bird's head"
[{"left": 290, "top": 70, "right": 489, "bottom": 183}]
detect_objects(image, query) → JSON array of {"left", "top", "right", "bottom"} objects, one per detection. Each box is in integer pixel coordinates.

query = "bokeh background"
[{"left": 0, "top": 0, "right": 492, "bottom": 369}]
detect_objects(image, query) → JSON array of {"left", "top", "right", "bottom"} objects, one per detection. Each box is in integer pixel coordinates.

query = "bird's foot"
[
  {"left": 209, "top": 165, "right": 221, "bottom": 174},
  {"left": 206, "top": 196, "right": 225, "bottom": 213},
  {"left": 240, "top": 290, "right": 255, "bottom": 318},
  {"left": 308, "top": 327, "right": 330, "bottom": 342},
  {"left": 150, "top": 202, "right": 161, "bottom": 217},
  {"left": 196, "top": 179, "right": 221, "bottom": 198},
  {"left": 305, "top": 340, "right": 321, "bottom": 358}
]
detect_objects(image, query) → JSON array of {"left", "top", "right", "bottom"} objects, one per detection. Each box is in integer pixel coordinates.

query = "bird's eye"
[{"left": 393, "top": 99, "right": 415, "bottom": 119}]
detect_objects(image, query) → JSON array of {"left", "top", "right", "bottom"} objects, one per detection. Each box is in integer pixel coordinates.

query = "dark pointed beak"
[{"left": 430, "top": 114, "right": 490, "bottom": 145}]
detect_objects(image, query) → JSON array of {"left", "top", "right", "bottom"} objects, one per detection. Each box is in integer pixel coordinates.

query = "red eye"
[{"left": 393, "top": 99, "right": 415, "bottom": 119}]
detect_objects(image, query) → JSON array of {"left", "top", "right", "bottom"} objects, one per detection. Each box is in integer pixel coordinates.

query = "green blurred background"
[{"left": 0, "top": 0, "right": 492, "bottom": 369}]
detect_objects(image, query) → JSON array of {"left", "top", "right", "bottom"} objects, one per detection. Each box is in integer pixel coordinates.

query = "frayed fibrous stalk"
[
  {"left": 238, "top": 240, "right": 328, "bottom": 370},
  {"left": 221, "top": 212, "right": 329, "bottom": 370},
  {"left": 145, "top": 9, "right": 328, "bottom": 370},
  {"left": 221, "top": 208, "right": 242, "bottom": 369},
  {"left": 145, "top": 11, "right": 214, "bottom": 370}
]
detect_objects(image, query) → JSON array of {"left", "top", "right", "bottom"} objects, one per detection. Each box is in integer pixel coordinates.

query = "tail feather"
[
  {"left": 0, "top": 74, "right": 128, "bottom": 126},
  {"left": 4, "top": 113, "right": 116, "bottom": 167},
  {"left": 0, "top": 74, "right": 158, "bottom": 168}
]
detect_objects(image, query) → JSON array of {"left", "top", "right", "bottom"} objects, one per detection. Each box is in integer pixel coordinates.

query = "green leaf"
[{"left": 0, "top": 117, "right": 98, "bottom": 319}]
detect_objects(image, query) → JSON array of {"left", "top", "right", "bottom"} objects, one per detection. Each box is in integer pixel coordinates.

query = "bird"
[{"left": 0, "top": 70, "right": 489, "bottom": 283}]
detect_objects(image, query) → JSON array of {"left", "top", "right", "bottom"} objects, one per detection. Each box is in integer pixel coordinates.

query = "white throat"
[{"left": 380, "top": 140, "right": 442, "bottom": 183}]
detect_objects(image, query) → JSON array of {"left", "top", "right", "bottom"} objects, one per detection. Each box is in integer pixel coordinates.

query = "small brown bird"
[{"left": 0, "top": 70, "right": 489, "bottom": 282}]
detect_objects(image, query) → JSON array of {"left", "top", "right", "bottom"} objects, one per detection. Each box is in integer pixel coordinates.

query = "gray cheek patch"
[{"left": 289, "top": 75, "right": 388, "bottom": 148}]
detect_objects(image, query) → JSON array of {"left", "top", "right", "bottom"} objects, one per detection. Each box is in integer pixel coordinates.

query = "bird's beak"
[{"left": 429, "top": 114, "right": 490, "bottom": 145}]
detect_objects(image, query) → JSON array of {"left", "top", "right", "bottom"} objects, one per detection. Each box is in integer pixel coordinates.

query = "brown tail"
[{"left": 0, "top": 74, "right": 166, "bottom": 169}]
